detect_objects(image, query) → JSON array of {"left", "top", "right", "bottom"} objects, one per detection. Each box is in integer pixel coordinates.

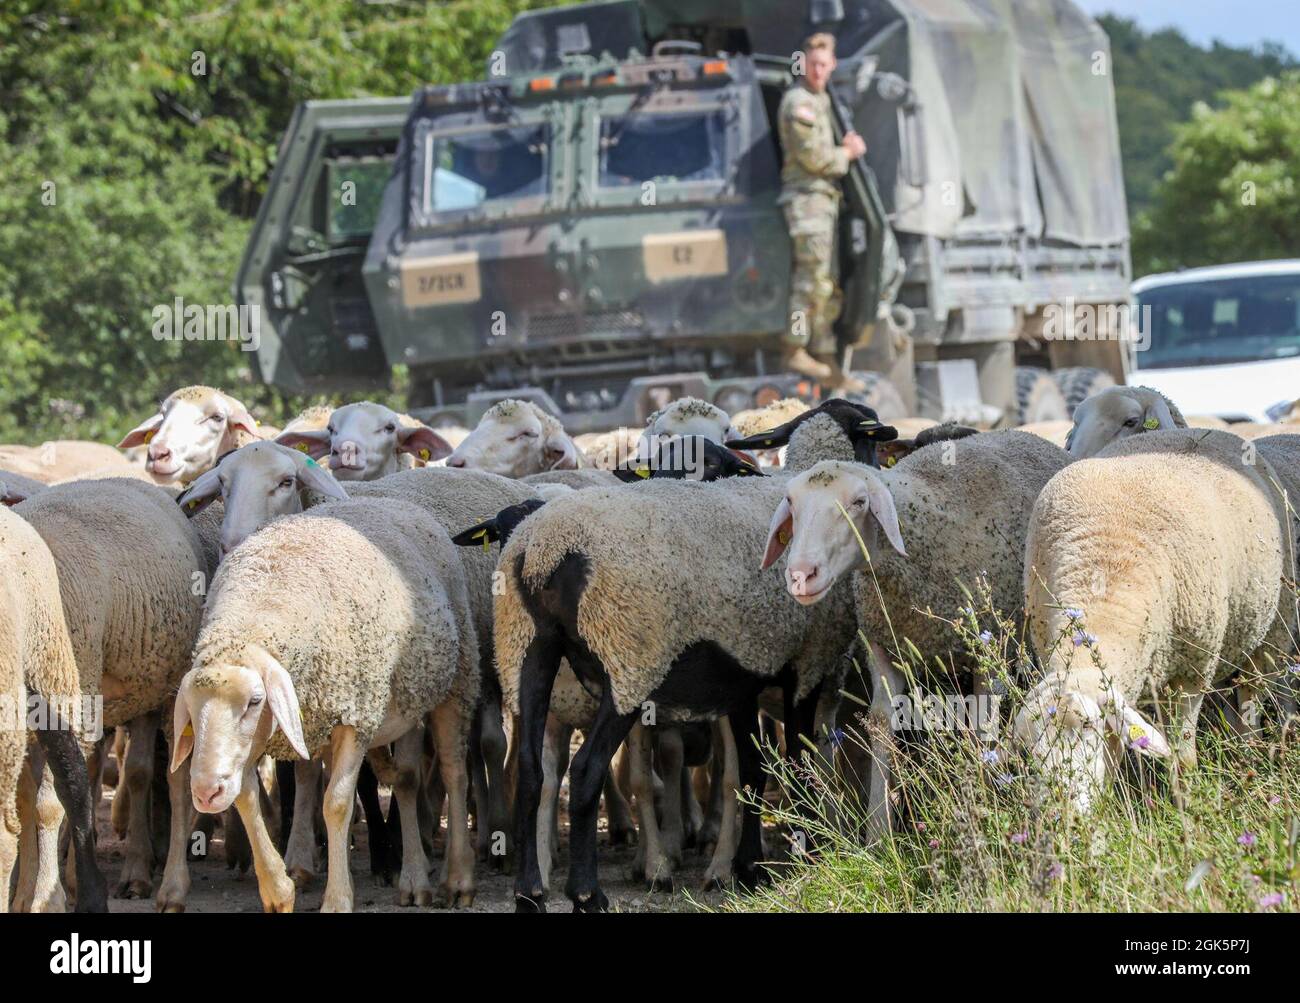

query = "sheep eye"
[
  {"left": 207, "top": 413, "right": 224, "bottom": 423},
  {"left": 244, "top": 694, "right": 263, "bottom": 715},
  {"left": 1123, "top": 417, "right": 1139, "bottom": 428},
  {"left": 278, "top": 477, "right": 295, "bottom": 490},
  {"left": 384, "top": 423, "right": 396, "bottom": 433}
]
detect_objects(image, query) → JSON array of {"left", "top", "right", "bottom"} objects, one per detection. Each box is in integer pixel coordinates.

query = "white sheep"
[
  {"left": 13, "top": 478, "right": 206, "bottom": 910},
  {"left": 0, "top": 505, "right": 109, "bottom": 913},
  {"left": 758, "top": 429, "right": 1071, "bottom": 836},
  {"left": 1064, "top": 385, "right": 1186, "bottom": 458},
  {"left": 275, "top": 401, "right": 453, "bottom": 478},
  {"left": 497, "top": 399, "right": 891, "bottom": 910},
  {"left": 1017, "top": 429, "right": 1294, "bottom": 811},
  {"left": 118, "top": 385, "right": 263, "bottom": 485},
  {"left": 638, "top": 397, "right": 737, "bottom": 459},
  {"left": 0, "top": 440, "right": 133, "bottom": 485},
  {"left": 445, "top": 399, "right": 583, "bottom": 476},
  {"left": 171, "top": 496, "right": 480, "bottom": 912}
]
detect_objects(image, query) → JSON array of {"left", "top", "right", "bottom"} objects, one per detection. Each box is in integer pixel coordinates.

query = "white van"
[{"left": 1130, "top": 260, "right": 1300, "bottom": 422}]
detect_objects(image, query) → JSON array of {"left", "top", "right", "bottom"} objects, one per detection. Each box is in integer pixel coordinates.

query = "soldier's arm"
[{"left": 785, "top": 101, "right": 851, "bottom": 179}]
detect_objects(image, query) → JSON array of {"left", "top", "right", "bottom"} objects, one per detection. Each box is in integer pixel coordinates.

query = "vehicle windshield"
[
  {"left": 422, "top": 124, "right": 549, "bottom": 214},
  {"left": 598, "top": 110, "right": 726, "bottom": 187},
  {"left": 327, "top": 158, "right": 392, "bottom": 239},
  {"left": 1135, "top": 273, "right": 1300, "bottom": 370}
]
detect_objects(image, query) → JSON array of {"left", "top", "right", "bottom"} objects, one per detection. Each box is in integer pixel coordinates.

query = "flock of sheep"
[{"left": 1, "top": 381, "right": 1297, "bottom": 913}]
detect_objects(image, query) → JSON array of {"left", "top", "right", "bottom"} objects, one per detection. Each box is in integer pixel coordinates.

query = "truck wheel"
[
  {"left": 847, "top": 372, "right": 907, "bottom": 420},
  {"left": 1052, "top": 367, "right": 1116, "bottom": 418},
  {"left": 1014, "top": 367, "right": 1070, "bottom": 425}
]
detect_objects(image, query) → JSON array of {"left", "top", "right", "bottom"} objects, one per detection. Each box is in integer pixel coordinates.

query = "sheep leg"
[
  {"left": 513, "top": 633, "right": 563, "bottom": 911},
  {"left": 116, "top": 711, "right": 158, "bottom": 898},
  {"left": 355, "top": 758, "right": 394, "bottom": 883},
  {"left": 477, "top": 688, "right": 511, "bottom": 870},
  {"left": 392, "top": 729, "right": 434, "bottom": 907},
  {"left": 274, "top": 759, "right": 295, "bottom": 853},
  {"left": 865, "top": 641, "right": 906, "bottom": 844},
  {"left": 430, "top": 703, "right": 475, "bottom": 907},
  {"left": 110, "top": 727, "right": 130, "bottom": 840},
  {"left": 0, "top": 785, "right": 16, "bottom": 914},
  {"left": 469, "top": 717, "right": 490, "bottom": 857},
  {"left": 731, "top": 695, "right": 769, "bottom": 891},
  {"left": 1168, "top": 690, "right": 1205, "bottom": 811},
  {"left": 155, "top": 746, "right": 192, "bottom": 912},
  {"left": 682, "top": 750, "right": 703, "bottom": 849},
  {"left": 32, "top": 712, "right": 107, "bottom": 913},
  {"left": 537, "top": 714, "right": 571, "bottom": 891},
  {"left": 223, "top": 806, "right": 251, "bottom": 872},
  {"left": 702, "top": 716, "right": 740, "bottom": 889},
  {"left": 284, "top": 757, "right": 322, "bottom": 888},
  {"left": 656, "top": 726, "right": 686, "bottom": 869},
  {"left": 14, "top": 756, "right": 66, "bottom": 912},
  {"left": 234, "top": 760, "right": 294, "bottom": 913},
  {"left": 603, "top": 746, "right": 636, "bottom": 846},
  {"left": 565, "top": 685, "right": 637, "bottom": 913},
  {"left": 699, "top": 728, "right": 725, "bottom": 852},
  {"left": 627, "top": 722, "right": 670, "bottom": 888},
  {"left": 320, "top": 727, "right": 365, "bottom": 913}
]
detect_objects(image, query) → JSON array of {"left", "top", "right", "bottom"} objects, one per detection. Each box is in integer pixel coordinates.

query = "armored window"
[
  {"left": 422, "top": 124, "right": 550, "bottom": 215},
  {"left": 598, "top": 111, "right": 726, "bottom": 188},
  {"left": 326, "top": 158, "right": 393, "bottom": 240}
]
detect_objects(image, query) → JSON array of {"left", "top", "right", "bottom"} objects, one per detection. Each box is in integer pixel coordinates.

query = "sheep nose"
[
  {"left": 788, "top": 562, "right": 821, "bottom": 596},
  {"left": 193, "top": 779, "right": 227, "bottom": 812},
  {"left": 446, "top": 455, "right": 467, "bottom": 468},
  {"left": 148, "top": 443, "right": 172, "bottom": 463},
  {"left": 335, "top": 441, "right": 360, "bottom": 466}
]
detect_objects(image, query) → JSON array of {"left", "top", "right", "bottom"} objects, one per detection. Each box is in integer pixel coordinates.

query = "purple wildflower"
[
  {"left": 1064, "top": 608, "right": 1083, "bottom": 621},
  {"left": 1010, "top": 831, "right": 1028, "bottom": 845},
  {"left": 1072, "top": 629, "right": 1097, "bottom": 647},
  {"left": 1238, "top": 831, "right": 1257, "bottom": 849},
  {"left": 980, "top": 749, "right": 1000, "bottom": 765},
  {"left": 979, "top": 630, "right": 993, "bottom": 644},
  {"left": 1047, "top": 862, "right": 1065, "bottom": 881},
  {"left": 1259, "top": 892, "right": 1285, "bottom": 909},
  {"left": 928, "top": 838, "right": 940, "bottom": 850},
  {"left": 1131, "top": 735, "right": 1151, "bottom": 751}
]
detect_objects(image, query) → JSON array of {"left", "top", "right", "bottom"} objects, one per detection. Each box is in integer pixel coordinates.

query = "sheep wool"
[
  {"left": 193, "top": 498, "right": 479, "bottom": 759},
  {"left": 496, "top": 476, "right": 854, "bottom": 716},
  {"left": 15, "top": 479, "right": 206, "bottom": 727}
]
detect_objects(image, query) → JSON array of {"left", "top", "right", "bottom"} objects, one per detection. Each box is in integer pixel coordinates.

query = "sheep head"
[
  {"left": 118, "top": 385, "right": 259, "bottom": 485},
  {"left": 445, "top": 399, "right": 580, "bottom": 476},
  {"left": 275, "top": 401, "right": 450, "bottom": 481}
]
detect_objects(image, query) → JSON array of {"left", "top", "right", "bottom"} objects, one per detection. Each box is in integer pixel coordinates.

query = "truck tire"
[
  {"left": 1014, "top": 367, "right": 1070, "bottom": 425},
  {"left": 1052, "top": 367, "right": 1116, "bottom": 418},
  {"left": 847, "top": 372, "right": 907, "bottom": 421}
]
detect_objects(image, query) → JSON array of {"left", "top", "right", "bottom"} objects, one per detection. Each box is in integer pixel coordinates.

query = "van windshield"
[
  {"left": 421, "top": 124, "right": 550, "bottom": 215},
  {"left": 1135, "top": 273, "right": 1300, "bottom": 370},
  {"left": 598, "top": 110, "right": 726, "bottom": 187}
]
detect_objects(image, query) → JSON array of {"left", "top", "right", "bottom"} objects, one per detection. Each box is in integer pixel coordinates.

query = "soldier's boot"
[{"left": 780, "top": 345, "right": 834, "bottom": 383}]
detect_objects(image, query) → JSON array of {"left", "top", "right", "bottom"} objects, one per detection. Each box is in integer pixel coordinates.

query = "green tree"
[{"left": 1134, "top": 72, "right": 1300, "bottom": 275}]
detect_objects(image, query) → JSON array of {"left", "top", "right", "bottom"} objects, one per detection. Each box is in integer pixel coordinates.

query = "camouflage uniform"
[{"left": 778, "top": 84, "right": 850, "bottom": 354}]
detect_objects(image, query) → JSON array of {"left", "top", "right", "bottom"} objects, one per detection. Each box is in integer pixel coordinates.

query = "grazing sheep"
[
  {"left": 445, "top": 399, "right": 583, "bottom": 476},
  {"left": 275, "top": 401, "right": 452, "bottom": 481},
  {"left": 14, "top": 479, "right": 205, "bottom": 909},
  {"left": 499, "top": 399, "right": 891, "bottom": 910},
  {"left": 172, "top": 497, "right": 480, "bottom": 912},
  {"left": 1065, "top": 386, "right": 1186, "bottom": 458},
  {"left": 118, "top": 386, "right": 262, "bottom": 485},
  {"left": 0, "top": 440, "right": 132, "bottom": 485},
  {"left": 758, "top": 429, "right": 1071, "bottom": 835},
  {"left": 1017, "top": 429, "right": 1294, "bottom": 811},
  {"left": 0, "top": 506, "right": 108, "bottom": 913}
]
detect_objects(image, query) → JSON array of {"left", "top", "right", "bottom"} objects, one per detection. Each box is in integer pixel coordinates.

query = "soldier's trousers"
[{"left": 783, "top": 190, "right": 842, "bottom": 355}]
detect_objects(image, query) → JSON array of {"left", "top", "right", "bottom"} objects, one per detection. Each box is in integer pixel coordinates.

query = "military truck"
[{"left": 237, "top": 0, "right": 1134, "bottom": 432}]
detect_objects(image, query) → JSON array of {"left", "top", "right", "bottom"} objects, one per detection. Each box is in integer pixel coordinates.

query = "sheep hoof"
[
  {"left": 115, "top": 877, "right": 152, "bottom": 900},
  {"left": 700, "top": 871, "right": 730, "bottom": 892},
  {"left": 399, "top": 886, "right": 434, "bottom": 908},
  {"left": 645, "top": 873, "right": 675, "bottom": 894},
  {"left": 454, "top": 890, "right": 476, "bottom": 909},
  {"left": 571, "top": 889, "right": 609, "bottom": 913}
]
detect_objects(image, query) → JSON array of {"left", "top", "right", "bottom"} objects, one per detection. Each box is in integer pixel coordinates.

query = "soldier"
[{"left": 778, "top": 32, "right": 867, "bottom": 392}]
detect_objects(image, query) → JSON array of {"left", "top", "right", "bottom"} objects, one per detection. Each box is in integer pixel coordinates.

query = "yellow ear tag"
[
  {"left": 295, "top": 442, "right": 309, "bottom": 453},
  {"left": 187, "top": 500, "right": 198, "bottom": 510},
  {"left": 182, "top": 723, "right": 193, "bottom": 738},
  {"left": 763, "top": 439, "right": 774, "bottom": 446},
  {"left": 144, "top": 430, "right": 155, "bottom": 444},
  {"left": 1142, "top": 417, "right": 1159, "bottom": 430},
  {"left": 635, "top": 466, "right": 650, "bottom": 479},
  {"left": 886, "top": 455, "right": 897, "bottom": 468},
  {"left": 419, "top": 448, "right": 431, "bottom": 461},
  {"left": 778, "top": 528, "right": 791, "bottom": 546}
]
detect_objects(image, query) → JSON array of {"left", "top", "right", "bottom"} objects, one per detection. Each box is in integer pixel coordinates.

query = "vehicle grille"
[{"left": 527, "top": 309, "right": 644, "bottom": 342}]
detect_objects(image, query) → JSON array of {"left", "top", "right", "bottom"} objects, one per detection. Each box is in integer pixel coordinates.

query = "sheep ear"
[
  {"left": 170, "top": 690, "right": 194, "bottom": 773},
  {"left": 874, "top": 438, "right": 917, "bottom": 469},
  {"left": 293, "top": 452, "right": 348, "bottom": 501},
  {"left": 545, "top": 431, "right": 581, "bottom": 470},
  {"left": 0, "top": 482, "right": 28, "bottom": 506},
  {"left": 760, "top": 496, "right": 793, "bottom": 571},
  {"left": 452, "top": 517, "right": 501, "bottom": 548},
  {"left": 274, "top": 428, "right": 331, "bottom": 460},
  {"left": 249, "top": 647, "right": 308, "bottom": 760},
  {"left": 221, "top": 397, "right": 258, "bottom": 439},
  {"left": 176, "top": 467, "right": 223, "bottom": 517},
  {"left": 1107, "top": 698, "right": 1170, "bottom": 758},
  {"left": 612, "top": 465, "right": 652, "bottom": 483},
  {"left": 396, "top": 424, "right": 452, "bottom": 464},
  {"left": 865, "top": 476, "right": 906, "bottom": 556},
  {"left": 118, "top": 412, "right": 163, "bottom": 449}
]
